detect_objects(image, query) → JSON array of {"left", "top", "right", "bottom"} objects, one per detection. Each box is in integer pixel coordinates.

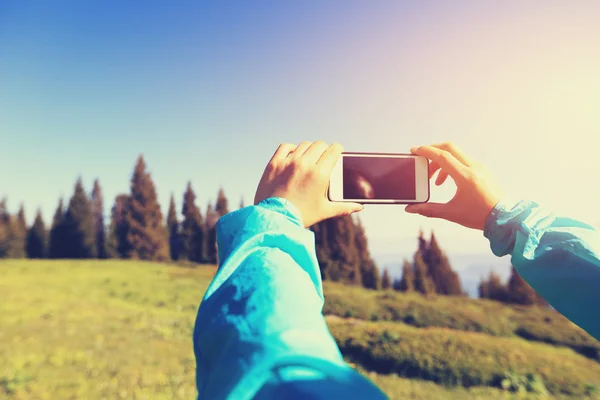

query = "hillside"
[{"left": 1, "top": 260, "right": 599, "bottom": 399}]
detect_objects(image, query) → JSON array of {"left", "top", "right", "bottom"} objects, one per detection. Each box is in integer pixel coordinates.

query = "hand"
[
  {"left": 254, "top": 141, "right": 363, "bottom": 228},
  {"left": 405, "top": 142, "right": 503, "bottom": 230}
]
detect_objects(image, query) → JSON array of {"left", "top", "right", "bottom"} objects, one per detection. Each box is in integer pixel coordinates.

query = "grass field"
[{"left": 1, "top": 260, "right": 599, "bottom": 399}]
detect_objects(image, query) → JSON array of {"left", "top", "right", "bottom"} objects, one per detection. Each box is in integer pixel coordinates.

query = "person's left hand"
[{"left": 254, "top": 141, "right": 364, "bottom": 227}]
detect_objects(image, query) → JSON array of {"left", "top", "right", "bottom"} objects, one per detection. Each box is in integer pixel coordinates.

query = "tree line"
[
  {"left": 0, "top": 154, "right": 543, "bottom": 305},
  {"left": 0, "top": 156, "right": 230, "bottom": 264}
]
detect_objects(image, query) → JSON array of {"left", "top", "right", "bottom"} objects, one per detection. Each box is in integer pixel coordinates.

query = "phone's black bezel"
[{"left": 327, "top": 151, "right": 430, "bottom": 205}]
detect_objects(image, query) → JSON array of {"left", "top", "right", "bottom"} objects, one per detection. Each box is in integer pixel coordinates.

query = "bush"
[
  {"left": 496, "top": 369, "right": 548, "bottom": 396},
  {"left": 323, "top": 281, "right": 600, "bottom": 362},
  {"left": 327, "top": 318, "right": 600, "bottom": 396}
]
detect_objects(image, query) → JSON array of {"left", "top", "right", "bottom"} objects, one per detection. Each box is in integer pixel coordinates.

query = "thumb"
[
  {"left": 330, "top": 202, "right": 364, "bottom": 218},
  {"left": 405, "top": 202, "right": 447, "bottom": 219}
]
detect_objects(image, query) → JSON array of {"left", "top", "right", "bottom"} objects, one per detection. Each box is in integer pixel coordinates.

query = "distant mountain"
[{"left": 373, "top": 251, "right": 511, "bottom": 298}]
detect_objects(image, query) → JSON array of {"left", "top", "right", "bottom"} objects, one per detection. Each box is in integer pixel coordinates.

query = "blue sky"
[{"left": 2, "top": 1, "right": 600, "bottom": 272}]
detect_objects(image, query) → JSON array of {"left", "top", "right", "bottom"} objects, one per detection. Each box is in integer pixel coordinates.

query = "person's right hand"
[
  {"left": 405, "top": 143, "right": 503, "bottom": 231},
  {"left": 254, "top": 141, "right": 363, "bottom": 228}
]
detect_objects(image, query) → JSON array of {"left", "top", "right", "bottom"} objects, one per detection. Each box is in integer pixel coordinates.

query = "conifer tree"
[
  {"left": 205, "top": 202, "right": 221, "bottom": 264},
  {"left": 17, "top": 204, "right": 26, "bottom": 234},
  {"left": 167, "top": 194, "right": 181, "bottom": 261},
  {"left": 413, "top": 251, "right": 435, "bottom": 295},
  {"left": 353, "top": 216, "right": 379, "bottom": 289},
  {"left": 124, "top": 156, "right": 170, "bottom": 261},
  {"left": 106, "top": 194, "right": 131, "bottom": 258},
  {"left": 49, "top": 198, "right": 67, "bottom": 259},
  {"left": 478, "top": 276, "right": 490, "bottom": 299},
  {"left": 0, "top": 198, "right": 8, "bottom": 258},
  {"left": 326, "top": 215, "right": 361, "bottom": 285},
  {"left": 424, "top": 232, "right": 463, "bottom": 295},
  {"left": 485, "top": 270, "right": 509, "bottom": 303},
  {"left": 4, "top": 203, "right": 27, "bottom": 258},
  {"left": 392, "top": 278, "right": 402, "bottom": 291},
  {"left": 239, "top": 197, "right": 245, "bottom": 209},
  {"left": 180, "top": 182, "right": 205, "bottom": 263},
  {"left": 418, "top": 229, "right": 428, "bottom": 257},
  {"left": 26, "top": 210, "right": 46, "bottom": 258},
  {"left": 507, "top": 265, "right": 546, "bottom": 306},
  {"left": 399, "top": 259, "right": 415, "bottom": 292},
  {"left": 381, "top": 268, "right": 392, "bottom": 290},
  {"left": 215, "top": 187, "right": 229, "bottom": 216},
  {"left": 310, "top": 219, "right": 333, "bottom": 280},
  {"left": 63, "top": 178, "right": 96, "bottom": 258},
  {"left": 91, "top": 179, "right": 106, "bottom": 258}
]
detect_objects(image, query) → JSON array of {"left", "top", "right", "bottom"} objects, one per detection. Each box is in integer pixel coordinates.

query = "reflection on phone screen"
[{"left": 343, "top": 157, "right": 416, "bottom": 200}]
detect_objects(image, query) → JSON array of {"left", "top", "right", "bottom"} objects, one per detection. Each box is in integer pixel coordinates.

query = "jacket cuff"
[
  {"left": 256, "top": 197, "right": 304, "bottom": 228},
  {"left": 483, "top": 198, "right": 529, "bottom": 257},
  {"left": 216, "top": 197, "right": 304, "bottom": 265}
]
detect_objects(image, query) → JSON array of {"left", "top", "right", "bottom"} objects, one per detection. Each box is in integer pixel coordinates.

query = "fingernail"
[{"left": 410, "top": 147, "right": 418, "bottom": 153}]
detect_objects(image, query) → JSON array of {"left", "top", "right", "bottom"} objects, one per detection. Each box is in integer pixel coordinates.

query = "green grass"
[
  {"left": 323, "top": 282, "right": 600, "bottom": 362},
  {"left": 0, "top": 260, "right": 599, "bottom": 399},
  {"left": 0, "top": 260, "right": 210, "bottom": 399},
  {"left": 328, "top": 316, "right": 600, "bottom": 397}
]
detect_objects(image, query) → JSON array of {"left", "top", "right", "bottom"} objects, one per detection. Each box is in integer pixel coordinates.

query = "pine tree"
[
  {"left": 49, "top": 198, "right": 67, "bottom": 259},
  {"left": 485, "top": 270, "right": 509, "bottom": 303},
  {"left": 205, "top": 203, "right": 219, "bottom": 264},
  {"left": 215, "top": 187, "right": 229, "bottom": 217},
  {"left": 17, "top": 204, "right": 26, "bottom": 234},
  {"left": 62, "top": 178, "right": 96, "bottom": 258},
  {"left": 310, "top": 219, "right": 333, "bottom": 280},
  {"left": 381, "top": 268, "right": 392, "bottom": 290},
  {"left": 392, "top": 278, "right": 402, "bottom": 291},
  {"left": 167, "top": 194, "right": 181, "bottom": 261},
  {"left": 417, "top": 229, "right": 428, "bottom": 257},
  {"left": 180, "top": 182, "right": 205, "bottom": 263},
  {"left": 478, "top": 276, "right": 490, "bottom": 299},
  {"left": 106, "top": 194, "right": 131, "bottom": 258},
  {"left": 507, "top": 265, "right": 546, "bottom": 306},
  {"left": 353, "top": 216, "right": 380, "bottom": 289},
  {"left": 91, "top": 179, "right": 106, "bottom": 258},
  {"left": 239, "top": 197, "right": 245, "bottom": 209},
  {"left": 124, "top": 156, "right": 170, "bottom": 261},
  {"left": 0, "top": 198, "right": 8, "bottom": 258},
  {"left": 424, "top": 232, "right": 463, "bottom": 295},
  {"left": 4, "top": 203, "right": 27, "bottom": 258},
  {"left": 413, "top": 251, "right": 435, "bottom": 295},
  {"left": 26, "top": 210, "right": 46, "bottom": 258},
  {"left": 399, "top": 259, "right": 415, "bottom": 292},
  {"left": 326, "top": 215, "right": 361, "bottom": 285}
]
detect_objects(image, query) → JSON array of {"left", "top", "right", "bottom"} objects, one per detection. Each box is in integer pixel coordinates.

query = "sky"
[{"left": 2, "top": 1, "right": 600, "bottom": 272}]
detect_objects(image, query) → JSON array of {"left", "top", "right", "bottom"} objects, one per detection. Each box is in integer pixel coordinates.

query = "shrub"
[
  {"left": 323, "top": 281, "right": 600, "bottom": 362},
  {"left": 327, "top": 318, "right": 600, "bottom": 396}
]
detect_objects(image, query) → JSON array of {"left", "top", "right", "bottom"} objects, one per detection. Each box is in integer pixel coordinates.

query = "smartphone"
[{"left": 328, "top": 152, "right": 430, "bottom": 204}]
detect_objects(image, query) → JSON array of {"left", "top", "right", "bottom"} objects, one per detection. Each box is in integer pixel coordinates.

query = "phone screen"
[{"left": 343, "top": 155, "right": 416, "bottom": 200}]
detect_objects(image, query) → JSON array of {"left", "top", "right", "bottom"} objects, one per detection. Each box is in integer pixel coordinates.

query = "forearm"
[
  {"left": 484, "top": 198, "right": 600, "bottom": 341},
  {"left": 193, "top": 199, "right": 350, "bottom": 399}
]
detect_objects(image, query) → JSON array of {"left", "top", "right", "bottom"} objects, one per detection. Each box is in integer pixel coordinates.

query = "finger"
[
  {"left": 329, "top": 201, "right": 363, "bottom": 218},
  {"left": 411, "top": 145, "right": 469, "bottom": 182},
  {"left": 317, "top": 142, "right": 344, "bottom": 172},
  {"left": 428, "top": 162, "right": 441, "bottom": 179},
  {"left": 430, "top": 142, "right": 474, "bottom": 166},
  {"left": 405, "top": 202, "right": 448, "bottom": 219},
  {"left": 269, "top": 143, "right": 296, "bottom": 165},
  {"left": 413, "top": 147, "right": 441, "bottom": 179},
  {"left": 302, "top": 140, "right": 329, "bottom": 164},
  {"left": 435, "top": 170, "right": 449, "bottom": 186},
  {"left": 291, "top": 141, "right": 313, "bottom": 159}
]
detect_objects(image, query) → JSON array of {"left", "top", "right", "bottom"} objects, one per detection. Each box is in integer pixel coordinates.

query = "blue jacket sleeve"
[
  {"left": 484, "top": 198, "right": 600, "bottom": 341},
  {"left": 192, "top": 197, "right": 387, "bottom": 400}
]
